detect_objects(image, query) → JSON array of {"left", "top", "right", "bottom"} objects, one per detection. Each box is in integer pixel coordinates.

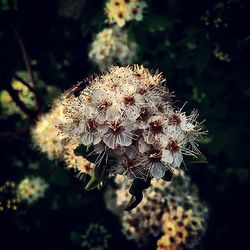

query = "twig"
[
  {"left": 5, "top": 84, "right": 37, "bottom": 118},
  {"left": 13, "top": 73, "right": 42, "bottom": 112},
  {"left": 13, "top": 73, "right": 36, "bottom": 92},
  {"left": 13, "top": 28, "right": 37, "bottom": 87},
  {"left": 12, "top": 28, "right": 42, "bottom": 115}
]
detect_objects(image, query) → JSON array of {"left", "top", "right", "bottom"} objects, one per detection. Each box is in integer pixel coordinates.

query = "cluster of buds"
[
  {"left": 89, "top": 26, "right": 137, "bottom": 70},
  {"left": 17, "top": 177, "right": 48, "bottom": 204},
  {"left": 105, "top": 0, "right": 147, "bottom": 27},
  {"left": 81, "top": 223, "right": 111, "bottom": 250},
  {"left": 59, "top": 65, "right": 205, "bottom": 183},
  {"left": 106, "top": 174, "right": 208, "bottom": 248},
  {"left": 32, "top": 102, "right": 66, "bottom": 160},
  {"left": 0, "top": 181, "right": 20, "bottom": 213}
]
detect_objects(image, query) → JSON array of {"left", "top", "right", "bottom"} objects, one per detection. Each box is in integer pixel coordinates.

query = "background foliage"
[{"left": 0, "top": 0, "right": 250, "bottom": 249}]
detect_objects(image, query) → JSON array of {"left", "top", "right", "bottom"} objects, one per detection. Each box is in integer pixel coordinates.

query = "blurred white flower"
[
  {"left": 17, "top": 177, "right": 48, "bottom": 204},
  {"left": 89, "top": 26, "right": 137, "bottom": 69}
]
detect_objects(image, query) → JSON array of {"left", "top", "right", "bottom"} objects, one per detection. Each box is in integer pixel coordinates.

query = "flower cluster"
[
  {"left": 89, "top": 26, "right": 137, "bottom": 70},
  {"left": 105, "top": 0, "right": 147, "bottom": 27},
  {"left": 32, "top": 102, "right": 66, "bottom": 160},
  {"left": 17, "top": 177, "right": 48, "bottom": 204},
  {"left": 59, "top": 65, "right": 204, "bottom": 181},
  {"left": 0, "top": 80, "right": 35, "bottom": 118},
  {"left": 32, "top": 99, "right": 94, "bottom": 176},
  {"left": 0, "top": 181, "right": 20, "bottom": 213},
  {"left": 81, "top": 223, "right": 111, "bottom": 250},
  {"left": 106, "top": 174, "right": 208, "bottom": 248},
  {"left": 213, "top": 43, "right": 231, "bottom": 62}
]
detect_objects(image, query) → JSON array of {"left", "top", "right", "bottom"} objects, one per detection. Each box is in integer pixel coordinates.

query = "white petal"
[
  {"left": 138, "top": 139, "right": 150, "bottom": 153},
  {"left": 161, "top": 149, "right": 174, "bottom": 164},
  {"left": 117, "top": 132, "right": 133, "bottom": 147},
  {"left": 126, "top": 106, "right": 140, "bottom": 121},
  {"left": 92, "top": 89, "right": 106, "bottom": 104},
  {"left": 180, "top": 122, "right": 194, "bottom": 132},
  {"left": 150, "top": 163, "right": 166, "bottom": 179},
  {"left": 93, "top": 135, "right": 102, "bottom": 145},
  {"left": 173, "top": 153, "right": 183, "bottom": 167},
  {"left": 103, "top": 133, "right": 117, "bottom": 149},
  {"left": 97, "top": 124, "right": 109, "bottom": 134},
  {"left": 81, "top": 133, "right": 94, "bottom": 146},
  {"left": 159, "top": 134, "right": 169, "bottom": 146}
]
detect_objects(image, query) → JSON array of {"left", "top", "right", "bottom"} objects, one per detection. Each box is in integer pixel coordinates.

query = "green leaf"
[{"left": 85, "top": 174, "right": 100, "bottom": 191}]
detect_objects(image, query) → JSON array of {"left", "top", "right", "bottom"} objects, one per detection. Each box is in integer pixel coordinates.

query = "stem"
[
  {"left": 13, "top": 73, "right": 36, "bottom": 92},
  {"left": 13, "top": 73, "right": 42, "bottom": 112},
  {"left": 13, "top": 28, "right": 37, "bottom": 87},
  {"left": 12, "top": 28, "right": 42, "bottom": 114},
  {"left": 5, "top": 84, "right": 37, "bottom": 118}
]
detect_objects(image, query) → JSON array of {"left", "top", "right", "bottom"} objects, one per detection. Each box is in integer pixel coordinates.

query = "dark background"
[{"left": 0, "top": 0, "right": 250, "bottom": 249}]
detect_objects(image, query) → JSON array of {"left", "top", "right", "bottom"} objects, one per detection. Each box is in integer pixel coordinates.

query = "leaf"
[
  {"left": 84, "top": 174, "right": 100, "bottom": 191},
  {"left": 124, "top": 178, "right": 151, "bottom": 211},
  {"left": 74, "top": 144, "right": 88, "bottom": 156},
  {"left": 162, "top": 169, "right": 173, "bottom": 181},
  {"left": 74, "top": 144, "right": 97, "bottom": 163},
  {"left": 124, "top": 195, "right": 140, "bottom": 211}
]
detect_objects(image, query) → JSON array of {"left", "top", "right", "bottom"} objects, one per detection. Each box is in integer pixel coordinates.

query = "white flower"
[
  {"left": 139, "top": 139, "right": 167, "bottom": 179},
  {"left": 59, "top": 65, "right": 206, "bottom": 181},
  {"left": 102, "top": 119, "right": 134, "bottom": 149},
  {"left": 89, "top": 26, "right": 137, "bottom": 69},
  {"left": 17, "top": 177, "right": 48, "bottom": 204},
  {"left": 142, "top": 115, "right": 168, "bottom": 145},
  {"left": 111, "top": 157, "right": 147, "bottom": 180},
  {"left": 161, "top": 126, "right": 195, "bottom": 168}
]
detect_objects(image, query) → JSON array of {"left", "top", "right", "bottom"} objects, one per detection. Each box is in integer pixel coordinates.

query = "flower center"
[
  {"left": 86, "top": 119, "right": 98, "bottom": 132},
  {"left": 169, "top": 139, "right": 180, "bottom": 152},
  {"left": 149, "top": 120, "right": 163, "bottom": 134},
  {"left": 169, "top": 114, "right": 181, "bottom": 125},
  {"left": 148, "top": 149, "right": 162, "bottom": 161},
  {"left": 132, "top": 8, "right": 138, "bottom": 15},
  {"left": 138, "top": 87, "right": 147, "bottom": 94},
  {"left": 123, "top": 95, "right": 135, "bottom": 105},
  {"left": 138, "top": 108, "right": 150, "bottom": 121},
  {"left": 118, "top": 12, "right": 124, "bottom": 18},
  {"left": 98, "top": 99, "right": 112, "bottom": 111},
  {"left": 124, "top": 159, "right": 137, "bottom": 171},
  {"left": 108, "top": 120, "right": 123, "bottom": 133},
  {"left": 156, "top": 103, "right": 164, "bottom": 113}
]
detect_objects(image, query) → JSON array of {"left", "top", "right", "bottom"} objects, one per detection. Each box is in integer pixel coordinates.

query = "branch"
[
  {"left": 13, "top": 73, "right": 36, "bottom": 92},
  {"left": 13, "top": 28, "right": 37, "bottom": 87},
  {"left": 5, "top": 84, "right": 37, "bottom": 118},
  {"left": 13, "top": 73, "right": 42, "bottom": 113}
]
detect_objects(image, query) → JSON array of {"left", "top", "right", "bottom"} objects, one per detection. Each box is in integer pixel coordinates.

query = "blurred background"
[{"left": 0, "top": 0, "right": 250, "bottom": 249}]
